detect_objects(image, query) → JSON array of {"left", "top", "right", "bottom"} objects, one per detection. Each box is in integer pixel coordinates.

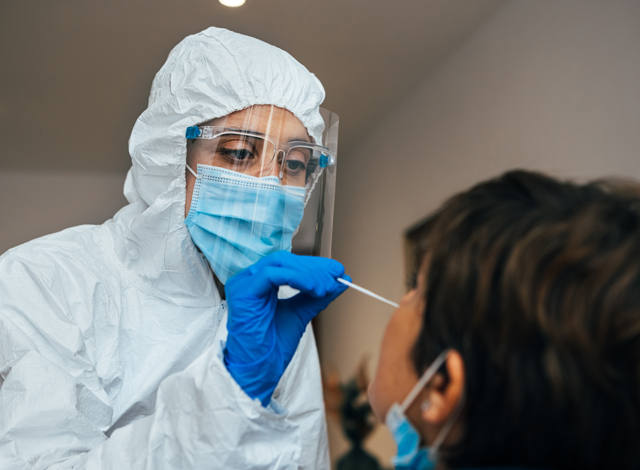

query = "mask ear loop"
[
  {"left": 403, "top": 349, "right": 465, "bottom": 462},
  {"left": 394, "top": 349, "right": 466, "bottom": 462},
  {"left": 186, "top": 164, "right": 199, "bottom": 179},
  {"left": 400, "top": 350, "right": 450, "bottom": 413}
]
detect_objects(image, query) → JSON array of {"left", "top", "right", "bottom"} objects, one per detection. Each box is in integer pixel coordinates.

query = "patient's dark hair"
[{"left": 413, "top": 170, "right": 640, "bottom": 470}]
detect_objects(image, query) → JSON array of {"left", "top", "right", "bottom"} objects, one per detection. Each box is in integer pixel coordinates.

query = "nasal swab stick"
[{"left": 337, "top": 278, "right": 400, "bottom": 308}]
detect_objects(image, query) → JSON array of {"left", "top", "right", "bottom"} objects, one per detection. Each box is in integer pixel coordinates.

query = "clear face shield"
[{"left": 184, "top": 105, "right": 338, "bottom": 284}]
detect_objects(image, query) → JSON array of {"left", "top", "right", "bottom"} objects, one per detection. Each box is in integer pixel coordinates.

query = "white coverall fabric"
[{"left": 0, "top": 27, "right": 329, "bottom": 470}]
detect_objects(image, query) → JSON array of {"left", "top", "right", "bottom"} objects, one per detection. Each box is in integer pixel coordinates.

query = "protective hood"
[{"left": 110, "top": 27, "right": 326, "bottom": 303}]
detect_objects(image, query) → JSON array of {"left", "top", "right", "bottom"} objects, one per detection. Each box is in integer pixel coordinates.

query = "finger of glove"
[
  {"left": 243, "top": 262, "right": 346, "bottom": 299},
  {"left": 297, "top": 270, "right": 351, "bottom": 300},
  {"left": 279, "top": 258, "right": 346, "bottom": 299},
  {"left": 248, "top": 251, "right": 346, "bottom": 282},
  {"left": 224, "top": 253, "right": 298, "bottom": 295},
  {"left": 299, "top": 272, "right": 351, "bottom": 305},
  {"left": 242, "top": 266, "right": 327, "bottom": 298},
  {"left": 281, "top": 274, "right": 350, "bottom": 323},
  {"left": 225, "top": 252, "right": 299, "bottom": 299}
]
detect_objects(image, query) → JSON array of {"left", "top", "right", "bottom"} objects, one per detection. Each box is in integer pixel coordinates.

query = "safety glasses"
[{"left": 185, "top": 125, "right": 336, "bottom": 187}]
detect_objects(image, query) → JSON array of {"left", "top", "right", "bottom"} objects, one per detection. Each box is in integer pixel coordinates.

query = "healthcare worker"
[{"left": 0, "top": 27, "right": 346, "bottom": 469}]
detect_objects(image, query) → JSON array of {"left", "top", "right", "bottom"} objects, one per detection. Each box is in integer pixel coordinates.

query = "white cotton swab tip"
[{"left": 337, "top": 278, "right": 400, "bottom": 309}]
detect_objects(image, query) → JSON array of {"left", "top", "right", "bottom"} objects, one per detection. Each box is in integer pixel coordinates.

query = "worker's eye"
[
  {"left": 218, "top": 147, "right": 255, "bottom": 161},
  {"left": 284, "top": 148, "right": 311, "bottom": 174},
  {"left": 285, "top": 159, "right": 307, "bottom": 173},
  {"left": 216, "top": 135, "right": 260, "bottom": 162},
  {"left": 214, "top": 134, "right": 270, "bottom": 166}
]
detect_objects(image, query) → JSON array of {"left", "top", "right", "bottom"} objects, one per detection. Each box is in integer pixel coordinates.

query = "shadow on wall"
[{"left": 0, "top": 170, "right": 128, "bottom": 255}]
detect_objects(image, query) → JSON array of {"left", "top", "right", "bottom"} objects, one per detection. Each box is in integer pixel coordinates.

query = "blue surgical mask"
[
  {"left": 387, "top": 401, "right": 435, "bottom": 470},
  {"left": 184, "top": 164, "right": 305, "bottom": 284},
  {"left": 386, "top": 350, "right": 462, "bottom": 470}
]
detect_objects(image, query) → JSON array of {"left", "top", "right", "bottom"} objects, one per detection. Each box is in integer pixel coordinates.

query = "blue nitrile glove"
[{"left": 224, "top": 251, "right": 350, "bottom": 406}]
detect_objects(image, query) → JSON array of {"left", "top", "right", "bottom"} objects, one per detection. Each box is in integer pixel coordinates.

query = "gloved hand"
[{"left": 224, "top": 251, "right": 350, "bottom": 406}]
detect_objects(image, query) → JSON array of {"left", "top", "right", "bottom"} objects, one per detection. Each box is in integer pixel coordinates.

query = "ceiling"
[{"left": 0, "top": 0, "right": 507, "bottom": 172}]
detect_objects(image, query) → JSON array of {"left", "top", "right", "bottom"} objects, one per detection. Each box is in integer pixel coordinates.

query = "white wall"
[
  {"left": 321, "top": 0, "right": 640, "bottom": 465},
  {"left": 0, "top": 170, "right": 127, "bottom": 255}
]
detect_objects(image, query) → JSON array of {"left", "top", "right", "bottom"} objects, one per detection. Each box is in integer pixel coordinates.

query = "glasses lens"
[
  {"left": 281, "top": 146, "right": 323, "bottom": 187},
  {"left": 199, "top": 131, "right": 278, "bottom": 177}
]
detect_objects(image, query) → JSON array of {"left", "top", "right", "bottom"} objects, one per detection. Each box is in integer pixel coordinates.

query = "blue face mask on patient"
[
  {"left": 184, "top": 164, "right": 305, "bottom": 284},
  {"left": 387, "top": 401, "right": 435, "bottom": 470}
]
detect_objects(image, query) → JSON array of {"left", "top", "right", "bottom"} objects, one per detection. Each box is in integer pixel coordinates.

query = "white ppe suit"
[{"left": 0, "top": 27, "right": 329, "bottom": 469}]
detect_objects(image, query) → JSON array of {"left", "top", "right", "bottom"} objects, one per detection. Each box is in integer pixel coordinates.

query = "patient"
[{"left": 368, "top": 170, "right": 640, "bottom": 469}]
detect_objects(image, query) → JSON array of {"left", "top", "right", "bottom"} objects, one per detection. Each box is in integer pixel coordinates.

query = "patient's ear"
[{"left": 419, "top": 350, "right": 465, "bottom": 426}]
